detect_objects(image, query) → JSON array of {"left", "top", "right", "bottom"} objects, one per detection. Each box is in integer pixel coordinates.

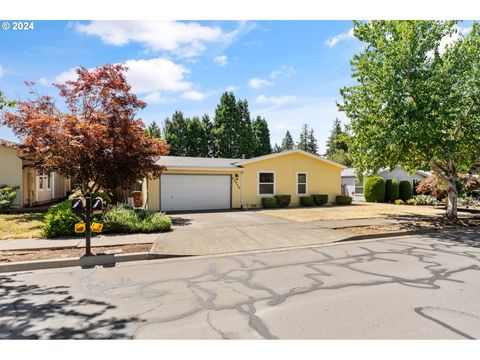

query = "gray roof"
[
  {"left": 341, "top": 168, "right": 357, "bottom": 177},
  {"left": 156, "top": 156, "right": 241, "bottom": 170}
]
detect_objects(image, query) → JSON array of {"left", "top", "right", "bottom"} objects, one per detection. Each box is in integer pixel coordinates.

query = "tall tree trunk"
[{"left": 430, "top": 159, "right": 458, "bottom": 220}]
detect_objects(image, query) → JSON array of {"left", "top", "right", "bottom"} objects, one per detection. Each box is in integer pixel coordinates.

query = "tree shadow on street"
[{"left": 0, "top": 272, "right": 143, "bottom": 339}]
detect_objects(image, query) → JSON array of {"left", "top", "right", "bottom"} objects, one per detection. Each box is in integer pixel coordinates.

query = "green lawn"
[{"left": 0, "top": 213, "right": 44, "bottom": 240}]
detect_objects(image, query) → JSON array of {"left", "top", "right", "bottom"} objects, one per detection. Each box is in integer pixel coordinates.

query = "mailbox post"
[{"left": 72, "top": 195, "right": 104, "bottom": 256}]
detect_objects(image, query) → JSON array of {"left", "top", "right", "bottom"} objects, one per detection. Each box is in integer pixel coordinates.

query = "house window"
[
  {"left": 297, "top": 173, "right": 307, "bottom": 195},
  {"left": 258, "top": 172, "right": 275, "bottom": 195},
  {"left": 38, "top": 171, "right": 51, "bottom": 191}
]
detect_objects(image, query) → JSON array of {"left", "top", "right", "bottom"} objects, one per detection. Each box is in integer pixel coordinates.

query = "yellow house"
[
  {"left": 145, "top": 150, "right": 346, "bottom": 212},
  {"left": 0, "top": 139, "right": 71, "bottom": 208}
]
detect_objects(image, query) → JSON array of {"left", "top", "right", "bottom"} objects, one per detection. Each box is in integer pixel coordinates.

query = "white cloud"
[
  {"left": 248, "top": 77, "right": 273, "bottom": 89},
  {"left": 270, "top": 65, "right": 296, "bottom": 79},
  {"left": 214, "top": 55, "right": 228, "bottom": 66},
  {"left": 124, "top": 58, "right": 191, "bottom": 94},
  {"left": 54, "top": 68, "right": 79, "bottom": 83},
  {"left": 74, "top": 20, "right": 253, "bottom": 58},
  {"left": 180, "top": 90, "right": 207, "bottom": 101},
  {"left": 325, "top": 28, "right": 355, "bottom": 47},
  {"left": 0, "top": 65, "right": 4, "bottom": 78},
  {"left": 143, "top": 92, "right": 172, "bottom": 104},
  {"left": 43, "top": 57, "right": 207, "bottom": 104},
  {"left": 255, "top": 95, "right": 296, "bottom": 106},
  {"left": 225, "top": 85, "right": 237, "bottom": 92}
]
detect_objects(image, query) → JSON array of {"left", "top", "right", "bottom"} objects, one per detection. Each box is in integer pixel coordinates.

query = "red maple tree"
[{"left": 1, "top": 64, "right": 169, "bottom": 198}]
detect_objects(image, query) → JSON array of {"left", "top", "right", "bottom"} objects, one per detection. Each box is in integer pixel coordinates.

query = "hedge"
[
  {"left": 312, "top": 194, "right": 328, "bottom": 206},
  {"left": 299, "top": 196, "right": 314, "bottom": 206},
  {"left": 385, "top": 179, "right": 400, "bottom": 202},
  {"left": 399, "top": 181, "right": 413, "bottom": 201},
  {"left": 262, "top": 197, "right": 278, "bottom": 208},
  {"left": 335, "top": 195, "right": 352, "bottom": 205},
  {"left": 364, "top": 176, "right": 385, "bottom": 202},
  {"left": 274, "top": 195, "right": 291, "bottom": 208},
  {"left": 0, "top": 185, "right": 20, "bottom": 211}
]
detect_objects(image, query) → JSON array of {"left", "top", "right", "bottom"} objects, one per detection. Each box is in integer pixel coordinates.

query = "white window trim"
[
  {"left": 37, "top": 171, "right": 51, "bottom": 192},
  {"left": 257, "top": 170, "right": 276, "bottom": 197},
  {"left": 296, "top": 171, "right": 308, "bottom": 196}
]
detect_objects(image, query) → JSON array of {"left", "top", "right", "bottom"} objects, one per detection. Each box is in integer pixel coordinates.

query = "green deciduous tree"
[
  {"left": 252, "top": 116, "right": 271, "bottom": 156},
  {"left": 0, "top": 91, "right": 15, "bottom": 110},
  {"left": 339, "top": 20, "right": 480, "bottom": 219}
]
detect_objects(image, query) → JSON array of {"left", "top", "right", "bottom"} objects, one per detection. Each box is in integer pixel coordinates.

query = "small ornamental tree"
[
  {"left": 1, "top": 65, "right": 169, "bottom": 199},
  {"left": 339, "top": 21, "right": 480, "bottom": 219}
]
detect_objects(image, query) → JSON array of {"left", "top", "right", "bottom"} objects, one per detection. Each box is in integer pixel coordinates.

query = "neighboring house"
[
  {"left": 142, "top": 149, "right": 345, "bottom": 212},
  {"left": 0, "top": 139, "right": 71, "bottom": 208},
  {"left": 341, "top": 166, "right": 430, "bottom": 201}
]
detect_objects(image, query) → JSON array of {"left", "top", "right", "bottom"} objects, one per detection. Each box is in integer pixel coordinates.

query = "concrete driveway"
[{"left": 152, "top": 211, "right": 352, "bottom": 256}]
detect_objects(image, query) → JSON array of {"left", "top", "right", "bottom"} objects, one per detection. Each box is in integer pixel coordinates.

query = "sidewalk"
[{"left": 0, "top": 233, "right": 159, "bottom": 251}]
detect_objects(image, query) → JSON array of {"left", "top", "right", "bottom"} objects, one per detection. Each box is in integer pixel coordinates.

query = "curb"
[
  {"left": 336, "top": 228, "right": 440, "bottom": 242},
  {"left": 0, "top": 252, "right": 180, "bottom": 274}
]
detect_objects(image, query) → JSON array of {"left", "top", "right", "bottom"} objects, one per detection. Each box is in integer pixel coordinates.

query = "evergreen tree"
[
  {"left": 252, "top": 116, "right": 272, "bottom": 156},
  {"left": 163, "top": 111, "right": 188, "bottom": 156},
  {"left": 212, "top": 91, "right": 241, "bottom": 158},
  {"left": 325, "top": 118, "right": 352, "bottom": 166},
  {"left": 145, "top": 120, "right": 162, "bottom": 138},
  {"left": 201, "top": 114, "right": 214, "bottom": 157},
  {"left": 297, "top": 124, "right": 309, "bottom": 152},
  {"left": 306, "top": 128, "right": 319, "bottom": 155},
  {"left": 280, "top": 130, "right": 294, "bottom": 151},
  {"left": 186, "top": 116, "right": 208, "bottom": 157},
  {"left": 237, "top": 99, "right": 254, "bottom": 158}
]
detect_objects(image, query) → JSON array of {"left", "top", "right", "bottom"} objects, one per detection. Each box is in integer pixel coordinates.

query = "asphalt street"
[{"left": 1, "top": 228, "right": 480, "bottom": 339}]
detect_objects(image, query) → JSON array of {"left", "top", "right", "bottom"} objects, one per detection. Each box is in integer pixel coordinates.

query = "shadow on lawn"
[{"left": 0, "top": 272, "right": 143, "bottom": 339}]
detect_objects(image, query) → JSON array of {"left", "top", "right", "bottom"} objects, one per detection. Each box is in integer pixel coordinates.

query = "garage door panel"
[{"left": 161, "top": 174, "right": 231, "bottom": 211}]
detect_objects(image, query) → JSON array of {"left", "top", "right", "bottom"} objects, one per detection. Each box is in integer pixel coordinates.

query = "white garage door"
[{"left": 161, "top": 174, "right": 231, "bottom": 211}]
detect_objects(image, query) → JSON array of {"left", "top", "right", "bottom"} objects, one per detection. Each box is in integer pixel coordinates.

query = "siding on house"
[
  {"left": 0, "top": 146, "right": 23, "bottom": 207},
  {"left": 146, "top": 150, "right": 345, "bottom": 211}
]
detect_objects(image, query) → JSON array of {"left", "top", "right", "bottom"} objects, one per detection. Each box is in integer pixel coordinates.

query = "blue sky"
[{"left": 0, "top": 20, "right": 363, "bottom": 153}]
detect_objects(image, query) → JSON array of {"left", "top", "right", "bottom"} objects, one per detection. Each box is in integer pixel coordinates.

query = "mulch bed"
[
  {"left": 340, "top": 218, "right": 480, "bottom": 235},
  {"left": 0, "top": 243, "right": 152, "bottom": 263}
]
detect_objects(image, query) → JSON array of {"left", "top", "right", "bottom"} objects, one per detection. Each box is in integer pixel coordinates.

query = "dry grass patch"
[
  {"left": 0, "top": 213, "right": 44, "bottom": 240},
  {"left": 260, "top": 202, "right": 450, "bottom": 222}
]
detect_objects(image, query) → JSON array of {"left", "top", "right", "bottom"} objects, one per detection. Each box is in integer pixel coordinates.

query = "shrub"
[
  {"left": 0, "top": 185, "right": 19, "bottom": 210},
  {"left": 312, "top": 194, "right": 328, "bottom": 206},
  {"left": 399, "top": 181, "right": 413, "bottom": 201},
  {"left": 384, "top": 179, "right": 400, "bottom": 202},
  {"left": 42, "top": 201, "right": 171, "bottom": 238},
  {"left": 364, "top": 177, "right": 385, "bottom": 202},
  {"left": 335, "top": 195, "right": 352, "bottom": 205},
  {"left": 406, "top": 198, "right": 415, "bottom": 205},
  {"left": 413, "top": 194, "right": 439, "bottom": 206},
  {"left": 299, "top": 196, "right": 314, "bottom": 206},
  {"left": 394, "top": 199, "right": 404, "bottom": 205},
  {"left": 42, "top": 200, "right": 81, "bottom": 238},
  {"left": 261, "top": 197, "right": 278, "bottom": 208},
  {"left": 102, "top": 204, "right": 171, "bottom": 233},
  {"left": 274, "top": 195, "right": 291, "bottom": 208}
]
